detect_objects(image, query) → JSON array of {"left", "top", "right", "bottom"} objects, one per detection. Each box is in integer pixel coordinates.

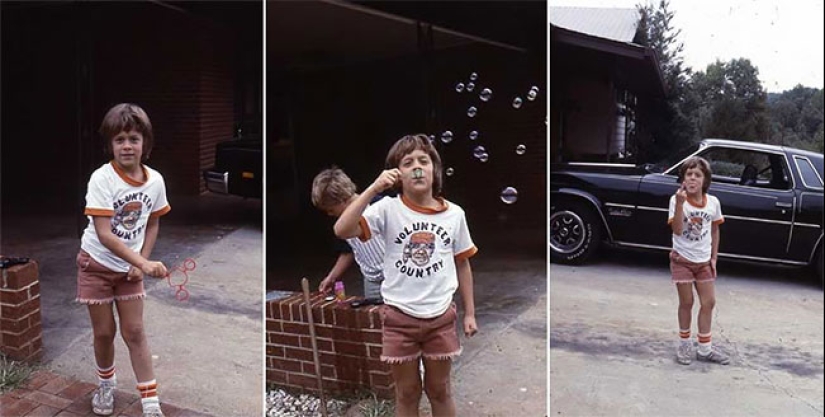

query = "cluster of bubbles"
[
  {"left": 440, "top": 72, "right": 541, "bottom": 205},
  {"left": 512, "top": 86, "right": 540, "bottom": 109}
]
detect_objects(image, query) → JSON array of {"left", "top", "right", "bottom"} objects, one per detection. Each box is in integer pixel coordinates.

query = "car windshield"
[{"left": 648, "top": 142, "right": 701, "bottom": 174}]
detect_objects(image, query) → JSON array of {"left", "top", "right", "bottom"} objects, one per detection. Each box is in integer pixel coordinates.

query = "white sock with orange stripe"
[
  {"left": 137, "top": 379, "right": 160, "bottom": 412},
  {"left": 679, "top": 329, "right": 691, "bottom": 346},
  {"left": 96, "top": 364, "right": 116, "bottom": 387},
  {"left": 697, "top": 332, "right": 712, "bottom": 355}
]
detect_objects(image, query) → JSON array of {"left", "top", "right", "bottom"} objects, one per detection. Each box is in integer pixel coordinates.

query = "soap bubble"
[
  {"left": 479, "top": 88, "right": 492, "bottom": 102},
  {"left": 446, "top": 168, "right": 454, "bottom": 176},
  {"left": 473, "top": 145, "right": 486, "bottom": 159},
  {"left": 469, "top": 130, "right": 479, "bottom": 141},
  {"left": 500, "top": 187, "right": 518, "bottom": 204},
  {"left": 455, "top": 82, "right": 465, "bottom": 93},
  {"left": 512, "top": 97, "right": 523, "bottom": 109},
  {"left": 440, "top": 131, "right": 453, "bottom": 144},
  {"left": 527, "top": 86, "right": 539, "bottom": 101},
  {"left": 516, "top": 144, "right": 526, "bottom": 155},
  {"left": 479, "top": 153, "right": 489, "bottom": 162},
  {"left": 428, "top": 135, "right": 435, "bottom": 143},
  {"left": 470, "top": 72, "right": 478, "bottom": 81},
  {"left": 467, "top": 106, "right": 478, "bottom": 118},
  {"left": 466, "top": 82, "right": 475, "bottom": 92}
]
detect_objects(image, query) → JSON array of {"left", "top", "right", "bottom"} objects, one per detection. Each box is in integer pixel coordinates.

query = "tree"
[
  {"left": 766, "top": 85, "right": 824, "bottom": 152},
  {"left": 636, "top": 0, "right": 697, "bottom": 161},
  {"left": 690, "top": 58, "right": 770, "bottom": 142}
]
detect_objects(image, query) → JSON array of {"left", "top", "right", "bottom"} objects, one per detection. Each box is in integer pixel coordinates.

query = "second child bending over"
[{"left": 334, "top": 133, "right": 478, "bottom": 417}]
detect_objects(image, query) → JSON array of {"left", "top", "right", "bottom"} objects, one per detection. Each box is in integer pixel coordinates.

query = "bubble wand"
[{"left": 164, "top": 258, "right": 195, "bottom": 301}]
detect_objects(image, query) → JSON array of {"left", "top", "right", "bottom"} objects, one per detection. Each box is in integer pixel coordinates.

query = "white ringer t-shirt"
[
  {"left": 81, "top": 162, "right": 171, "bottom": 272},
  {"left": 359, "top": 195, "right": 477, "bottom": 318},
  {"left": 668, "top": 193, "right": 724, "bottom": 263}
]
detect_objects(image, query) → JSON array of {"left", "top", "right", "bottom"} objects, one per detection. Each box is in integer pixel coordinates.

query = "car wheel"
[{"left": 549, "top": 202, "right": 602, "bottom": 264}]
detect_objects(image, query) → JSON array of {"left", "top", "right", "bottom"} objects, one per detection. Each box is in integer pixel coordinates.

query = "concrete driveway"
[
  {"left": 549, "top": 248, "right": 824, "bottom": 417},
  {"left": 2, "top": 194, "right": 264, "bottom": 417}
]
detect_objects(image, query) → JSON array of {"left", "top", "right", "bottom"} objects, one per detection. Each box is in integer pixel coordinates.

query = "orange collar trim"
[
  {"left": 687, "top": 194, "right": 707, "bottom": 208},
  {"left": 401, "top": 195, "right": 448, "bottom": 214},
  {"left": 110, "top": 161, "right": 149, "bottom": 186}
]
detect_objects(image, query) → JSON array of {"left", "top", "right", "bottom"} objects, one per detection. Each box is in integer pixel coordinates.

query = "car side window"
[
  {"left": 794, "top": 156, "right": 824, "bottom": 189},
  {"left": 697, "top": 148, "right": 791, "bottom": 190}
]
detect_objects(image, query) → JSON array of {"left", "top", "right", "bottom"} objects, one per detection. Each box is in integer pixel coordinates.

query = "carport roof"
[
  {"left": 549, "top": 6, "right": 640, "bottom": 43},
  {"left": 268, "top": 0, "right": 530, "bottom": 72},
  {"left": 550, "top": 15, "right": 666, "bottom": 98}
]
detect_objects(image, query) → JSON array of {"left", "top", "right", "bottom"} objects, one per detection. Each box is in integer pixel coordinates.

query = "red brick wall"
[
  {"left": 91, "top": 3, "right": 236, "bottom": 196},
  {"left": 266, "top": 293, "right": 393, "bottom": 398},
  {"left": 0, "top": 261, "right": 43, "bottom": 362}
]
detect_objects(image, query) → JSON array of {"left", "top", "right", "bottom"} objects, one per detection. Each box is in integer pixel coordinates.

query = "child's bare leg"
[
  {"left": 391, "top": 360, "right": 423, "bottom": 417},
  {"left": 88, "top": 304, "right": 117, "bottom": 368},
  {"left": 114, "top": 299, "right": 155, "bottom": 382},
  {"left": 422, "top": 358, "right": 455, "bottom": 417},
  {"left": 675, "top": 283, "right": 694, "bottom": 331},
  {"left": 695, "top": 281, "right": 716, "bottom": 335}
]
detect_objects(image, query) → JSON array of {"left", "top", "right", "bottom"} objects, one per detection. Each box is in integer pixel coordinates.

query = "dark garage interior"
[
  {"left": 1, "top": 0, "right": 262, "bottom": 239},
  {"left": 267, "top": 1, "right": 547, "bottom": 291}
]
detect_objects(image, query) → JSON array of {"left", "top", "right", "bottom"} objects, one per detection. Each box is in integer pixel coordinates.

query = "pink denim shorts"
[
  {"left": 76, "top": 250, "right": 145, "bottom": 304},
  {"left": 380, "top": 303, "right": 461, "bottom": 364},
  {"left": 670, "top": 250, "right": 714, "bottom": 284}
]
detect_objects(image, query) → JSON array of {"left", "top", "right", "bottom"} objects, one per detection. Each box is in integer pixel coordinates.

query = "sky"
[{"left": 549, "top": 0, "right": 824, "bottom": 93}]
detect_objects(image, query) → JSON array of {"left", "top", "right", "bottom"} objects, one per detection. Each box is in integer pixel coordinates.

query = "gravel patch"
[{"left": 266, "top": 389, "right": 351, "bottom": 417}]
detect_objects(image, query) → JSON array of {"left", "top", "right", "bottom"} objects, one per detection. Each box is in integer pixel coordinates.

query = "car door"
[
  {"left": 692, "top": 146, "right": 795, "bottom": 261},
  {"left": 787, "top": 154, "right": 824, "bottom": 263}
]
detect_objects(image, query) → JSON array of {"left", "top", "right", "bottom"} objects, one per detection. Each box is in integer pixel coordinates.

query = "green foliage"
[
  {"left": 634, "top": 2, "right": 823, "bottom": 157},
  {"left": 0, "top": 354, "right": 35, "bottom": 393},
  {"left": 357, "top": 392, "right": 395, "bottom": 417},
  {"left": 689, "top": 59, "right": 771, "bottom": 142},
  {"left": 767, "top": 85, "right": 824, "bottom": 152},
  {"left": 636, "top": 0, "right": 697, "bottom": 161}
]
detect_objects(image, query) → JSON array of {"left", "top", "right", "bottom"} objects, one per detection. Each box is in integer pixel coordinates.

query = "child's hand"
[
  {"left": 463, "top": 315, "right": 478, "bottom": 338},
  {"left": 141, "top": 261, "right": 168, "bottom": 278},
  {"left": 318, "top": 276, "right": 335, "bottom": 294},
  {"left": 370, "top": 169, "right": 402, "bottom": 193},
  {"left": 711, "top": 258, "right": 717, "bottom": 278},
  {"left": 675, "top": 184, "right": 687, "bottom": 205},
  {"left": 126, "top": 266, "right": 144, "bottom": 281}
]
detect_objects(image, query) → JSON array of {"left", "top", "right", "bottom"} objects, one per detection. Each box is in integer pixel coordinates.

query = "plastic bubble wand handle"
[{"left": 164, "top": 258, "right": 195, "bottom": 301}]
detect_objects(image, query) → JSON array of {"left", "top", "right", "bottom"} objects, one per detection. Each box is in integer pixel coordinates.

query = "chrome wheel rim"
[{"left": 549, "top": 210, "right": 586, "bottom": 254}]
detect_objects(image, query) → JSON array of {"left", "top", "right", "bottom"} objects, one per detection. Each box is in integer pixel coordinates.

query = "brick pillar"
[
  {"left": 266, "top": 292, "right": 393, "bottom": 398},
  {"left": 0, "top": 260, "right": 43, "bottom": 362}
]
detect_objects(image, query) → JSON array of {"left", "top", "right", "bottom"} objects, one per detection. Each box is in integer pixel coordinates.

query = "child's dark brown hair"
[
  {"left": 679, "top": 156, "right": 712, "bottom": 194},
  {"left": 385, "top": 134, "right": 443, "bottom": 197},
  {"left": 99, "top": 103, "right": 154, "bottom": 161}
]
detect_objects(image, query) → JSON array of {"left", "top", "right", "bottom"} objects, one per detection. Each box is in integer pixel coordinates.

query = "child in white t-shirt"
[
  {"left": 668, "top": 156, "right": 729, "bottom": 366},
  {"left": 334, "top": 133, "right": 478, "bottom": 417},
  {"left": 77, "top": 103, "right": 171, "bottom": 417}
]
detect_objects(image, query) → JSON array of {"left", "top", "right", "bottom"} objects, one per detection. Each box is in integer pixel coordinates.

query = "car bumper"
[{"left": 204, "top": 170, "right": 229, "bottom": 194}]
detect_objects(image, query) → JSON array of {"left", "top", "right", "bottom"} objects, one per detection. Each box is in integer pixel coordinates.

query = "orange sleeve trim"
[
  {"left": 455, "top": 246, "right": 478, "bottom": 261},
  {"left": 85, "top": 208, "right": 115, "bottom": 217},
  {"left": 712, "top": 217, "right": 724, "bottom": 225},
  {"left": 357, "top": 217, "right": 372, "bottom": 242},
  {"left": 150, "top": 205, "right": 171, "bottom": 218}
]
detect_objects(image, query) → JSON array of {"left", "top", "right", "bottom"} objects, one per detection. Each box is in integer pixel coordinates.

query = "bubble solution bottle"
[{"left": 334, "top": 281, "right": 346, "bottom": 304}]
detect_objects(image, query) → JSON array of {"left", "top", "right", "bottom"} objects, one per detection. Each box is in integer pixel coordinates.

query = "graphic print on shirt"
[
  {"left": 682, "top": 210, "right": 712, "bottom": 242},
  {"left": 393, "top": 222, "right": 451, "bottom": 278},
  {"left": 111, "top": 191, "right": 155, "bottom": 240},
  {"left": 404, "top": 232, "right": 435, "bottom": 266}
]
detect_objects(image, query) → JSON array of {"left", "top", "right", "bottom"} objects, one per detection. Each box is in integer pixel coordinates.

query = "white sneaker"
[{"left": 91, "top": 381, "right": 115, "bottom": 416}]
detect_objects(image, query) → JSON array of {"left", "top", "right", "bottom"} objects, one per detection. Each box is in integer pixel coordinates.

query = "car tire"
[{"left": 549, "top": 202, "right": 602, "bottom": 264}]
